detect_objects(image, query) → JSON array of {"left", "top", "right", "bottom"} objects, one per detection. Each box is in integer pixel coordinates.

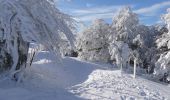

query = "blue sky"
[{"left": 55, "top": 0, "right": 170, "bottom": 26}]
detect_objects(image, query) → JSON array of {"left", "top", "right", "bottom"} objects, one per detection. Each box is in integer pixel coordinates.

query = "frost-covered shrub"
[{"left": 76, "top": 19, "right": 110, "bottom": 62}]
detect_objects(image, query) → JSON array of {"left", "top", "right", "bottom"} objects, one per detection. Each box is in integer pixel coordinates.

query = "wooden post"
[
  {"left": 134, "top": 58, "right": 137, "bottom": 78},
  {"left": 120, "top": 57, "right": 123, "bottom": 77}
]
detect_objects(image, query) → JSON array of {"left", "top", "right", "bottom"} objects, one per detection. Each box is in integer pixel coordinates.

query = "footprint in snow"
[{"left": 139, "top": 90, "right": 146, "bottom": 96}]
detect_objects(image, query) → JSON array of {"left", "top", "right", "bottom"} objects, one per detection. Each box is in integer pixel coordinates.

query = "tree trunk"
[
  {"left": 0, "top": 40, "right": 13, "bottom": 72},
  {"left": 0, "top": 33, "right": 29, "bottom": 80}
]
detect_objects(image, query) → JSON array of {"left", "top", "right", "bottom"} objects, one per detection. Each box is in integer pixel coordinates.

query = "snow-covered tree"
[
  {"left": 108, "top": 7, "right": 138, "bottom": 69},
  {"left": 154, "top": 8, "right": 170, "bottom": 82},
  {"left": 130, "top": 25, "right": 154, "bottom": 72},
  {"left": 109, "top": 7, "right": 159, "bottom": 74},
  {"left": 109, "top": 41, "right": 130, "bottom": 70},
  {"left": 76, "top": 19, "right": 110, "bottom": 62},
  {"left": 59, "top": 39, "right": 73, "bottom": 57},
  {"left": 0, "top": 0, "right": 75, "bottom": 81},
  {"left": 110, "top": 7, "right": 139, "bottom": 44}
]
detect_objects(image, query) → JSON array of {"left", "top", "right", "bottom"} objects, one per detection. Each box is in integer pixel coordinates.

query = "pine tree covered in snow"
[
  {"left": 0, "top": 0, "right": 75, "bottom": 80},
  {"left": 76, "top": 19, "right": 110, "bottom": 62}
]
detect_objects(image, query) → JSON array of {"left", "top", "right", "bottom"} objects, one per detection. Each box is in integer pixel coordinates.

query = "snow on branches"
[
  {"left": 76, "top": 19, "right": 110, "bottom": 62},
  {"left": 154, "top": 8, "right": 170, "bottom": 82},
  {"left": 0, "top": 0, "right": 75, "bottom": 80}
]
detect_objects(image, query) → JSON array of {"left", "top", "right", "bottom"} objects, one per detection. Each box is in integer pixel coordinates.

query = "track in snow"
[{"left": 70, "top": 70, "right": 169, "bottom": 100}]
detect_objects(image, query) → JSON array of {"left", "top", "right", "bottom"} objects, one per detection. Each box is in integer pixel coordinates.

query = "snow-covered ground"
[
  {"left": 70, "top": 70, "right": 170, "bottom": 100},
  {"left": 0, "top": 51, "right": 170, "bottom": 100}
]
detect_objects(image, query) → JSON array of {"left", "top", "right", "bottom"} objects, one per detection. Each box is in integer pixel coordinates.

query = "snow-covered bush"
[
  {"left": 0, "top": 0, "right": 75, "bottom": 80},
  {"left": 76, "top": 19, "right": 110, "bottom": 62}
]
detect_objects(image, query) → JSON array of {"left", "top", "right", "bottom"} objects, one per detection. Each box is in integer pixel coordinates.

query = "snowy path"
[
  {"left": 70, "top": 70, "right": 170, "bottom": 100},
  {"left": 0, "top": 51, "right": 170, "bottom": 100}
]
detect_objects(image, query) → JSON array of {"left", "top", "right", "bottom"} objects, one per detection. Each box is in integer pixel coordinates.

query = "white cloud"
[
  {"left": 156, "top": 20, "right": 164, "bottom": 24},
  {"left": 66, "top": 0, "right": 72, "bottom": 2},
  {"left": 70, "top": 6, "right": 123, "bottom": 22},
  {"left": 54, "top": 0, "right": 72, "bottom": 2},
  {"left": 134, "top": 1, "right": 170, "bottom": 16},
  {"left": 75, "top": 13, "right": 114, "bottom": 21}
]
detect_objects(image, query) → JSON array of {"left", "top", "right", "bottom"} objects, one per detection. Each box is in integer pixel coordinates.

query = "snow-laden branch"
[{"left": 0, "top": 0, "right": 75, "bottom": 80}]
